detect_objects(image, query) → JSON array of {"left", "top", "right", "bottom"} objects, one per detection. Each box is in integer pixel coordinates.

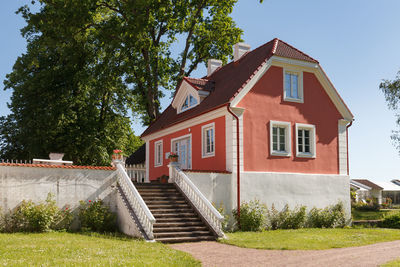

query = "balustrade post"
[{"left": 167, "top": 162, "right": 180, "bottom": 183}]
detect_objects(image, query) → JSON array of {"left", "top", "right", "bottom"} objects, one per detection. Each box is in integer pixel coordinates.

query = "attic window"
[{"left": 180, "top": 94, "right": 198, "bottom": 112}]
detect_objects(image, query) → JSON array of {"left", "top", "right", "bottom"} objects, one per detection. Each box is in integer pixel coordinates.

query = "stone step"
[
  {"left": 141, "top": 196, "right": 185, "bottom": 201},
  {"left": 155, "top": 217, "right": 202, "bottom": 223},
  {"left": 153, "top": 226, "right": 208, "bottom": 233},
  {"left": 151, "top": 208, "right": 194, "bottom": 214},
  {"left": 145, "top": 199, "right": 187, "bottom": 205},
  {"left": 154, "top": 221, "right": 205, "bottom": 228},
  {"left": 147, "top": 204, "right": 191, "bottom": 209},
  {"left": 154, "top": 231, "right": 212, "bottom": 238},
  {"left": 156, "top": 235, "right": 216, "bottom": 244},
  {"left": 139, "top": 192, "right": 181, "bottom": 196},
  {"left": 153, "top": 213, "right": 198, "bottom": 219}
]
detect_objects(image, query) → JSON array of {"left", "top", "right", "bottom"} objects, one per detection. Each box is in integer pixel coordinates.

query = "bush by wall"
[
  {"left": 233, "top": 200, "right": 346, "bottom": 232},
  {"left": 78, "top": 199, "right": 116, "bottom": 232},
  {"left": 0, "top": 193, "right": 73, "bottom": 232},
  {"left": 352, "top": 198, "right": 380, "bottom": 211},
  {"left": 306, "top": 202, "right": 346, "bottom": 228},
  {"left": 233, "top": 200, "right": 267, "bottom": 231}
]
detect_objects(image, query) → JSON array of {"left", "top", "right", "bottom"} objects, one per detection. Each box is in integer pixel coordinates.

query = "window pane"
[
  {"left": 292, "top": 74, "right": 298, "bottom": 99},
  {"left": 298, "top": 129, "right": 303, "bottom": 153},
  {"left": 210, "top": 128, "right": 214, "bottom": 152},
  {"left": 305, "top": 144, "right": 310, "bottom": 153},
  {"left": 190, "top": 95, "right": 198, "bottom": 106},
  {"left": 279, "top": 127, "right": 285, "bottom": 151},
  {"left": 285, "top": 73, "right": 291, "bottom": 97}
]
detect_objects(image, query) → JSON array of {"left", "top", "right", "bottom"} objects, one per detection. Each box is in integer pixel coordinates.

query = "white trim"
[
  {"left": 201, "top": 122, "right": 215, "bottom": 158},
  {"left": 170, "top": 133, "right": 192, "bottom": 170},
  {"left": 295, "top": 123, "right": 316, "bottom": 158},
  {"left": 142, "top": 106, "right": 227, "bottom": 141},
  {"left": 145, "top": 141, "right": 149, "bottom": 182},
  {"left": 271, "top": 55, "right": 319, "bottom": 69},
  {"left": 154, "top": 140, "right": 163, "bottom": 167},
  {"left": 283, "top": 68, "right": 304, "bottom": 103},
  {"left": 350, "top": 180, "right": 372, "bottom": 191},
  {"left": 172, "top": 80, "right": 200, "bottom": 113},
  {"left": 269, "top": 120, "right": 291, "bottom": 157}
]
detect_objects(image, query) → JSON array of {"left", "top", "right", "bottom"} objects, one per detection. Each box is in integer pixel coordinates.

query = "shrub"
[
  {"left": 307, "top": 202, "right": 346, "bottom": 228},
  {"left": 213, "top": 202, "right": 230, "bottom": 231},
  {"left": 266, "top": 204, "right": 306, "bottom": 230},
  {"left": 79, "top": 199, "right": 116, "bottom": 232},
  {"left": 379, "top": 213, "right": 400, "bottom": 229},
  {"left": 233, "top": 200, "right": 267, "bottom": 231},
  {"left": 352, "top": 198, "right": 380, "bottom": 211},
  {"left": 0, "top": 193, "right": 72, "bottom": 233}
]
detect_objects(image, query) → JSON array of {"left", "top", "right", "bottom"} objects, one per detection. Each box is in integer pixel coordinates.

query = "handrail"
[
  {"left": 115, "top": 161, "right": 155, "bottom": 240},
  {"left": 171, "top": 165, "right": 225, "bottom": 237}
]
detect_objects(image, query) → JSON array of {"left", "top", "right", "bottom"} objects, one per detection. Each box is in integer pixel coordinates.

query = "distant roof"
[
  {"left": 375, "top": 181, "right": 400, "bottom": 191},
  {"left": 125, "top": 144, "right": 145, "bottom": 165},
  {"left": 352, "top": 179, "right": 383, "bottom": 190},
  {"left": 141, "top": 38, "right": 319, "bottom": 137}
]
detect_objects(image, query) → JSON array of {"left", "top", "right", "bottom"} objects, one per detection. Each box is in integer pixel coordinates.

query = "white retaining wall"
[
  {"left": 0, "top": 166, "right": 118, "bottom": 212},
  {"left": 185, "top": 171, "right": 351, "bottom": 219}
]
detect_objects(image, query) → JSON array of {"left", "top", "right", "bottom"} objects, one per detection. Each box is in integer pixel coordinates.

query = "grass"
[
  {"left": 0, "top": 232, "right": 200, "bottom": 266},
  {"left": 220, "top": 228, "right": 400, "bottom": 250},
  {"left": 352, "top": 209, "right": 399, "bottom": 220},
  {"left": 382, "top": 259, "right": 400, "bottom": 267}
]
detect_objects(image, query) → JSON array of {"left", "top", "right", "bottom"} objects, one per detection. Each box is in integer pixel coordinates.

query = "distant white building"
[{"left": 375, "top": 181, "right": 400, "bottom": 205}]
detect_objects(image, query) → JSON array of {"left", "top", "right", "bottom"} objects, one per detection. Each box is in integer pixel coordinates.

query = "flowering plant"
[
  {"left": 113, "top": 149, "right": 123, "bottom": 155},
  {"left": 168, "top": 152, "right": 178, "bottom": 159}
]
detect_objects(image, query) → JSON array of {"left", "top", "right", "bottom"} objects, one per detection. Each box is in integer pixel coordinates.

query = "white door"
[{"left": 172, "top": 137, "right": 191, "bottom": 169}]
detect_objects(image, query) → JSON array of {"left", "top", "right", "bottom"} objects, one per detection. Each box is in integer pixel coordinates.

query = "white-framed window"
[
  {"left": 270, "top": 121, "right": 291, "bottom": 157},
  {"left": 296, "top": 123, "right": 316, "bottom": 158},
  {"left": 202, "top": 123, "right": 215, "bottom": 158},
  {"left": 154, "top": 140, "right": 163, "bottom": 167},
  {"left": 179, "top": 94, "right": 198, "bottom": 113},
  {"left": 283, "top": 69, "right": 303, "bottom": 103}
]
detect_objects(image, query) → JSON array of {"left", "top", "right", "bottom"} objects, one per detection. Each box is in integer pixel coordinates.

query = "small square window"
[
  {"left": 154, "top": 140, "right": 163, "bottom": 167},
  {"left": 283, "top": 69, "right": 303, "bottom": 103},
  {"left": 270, "top": 121, "right": 291, "bottom": 157},
  {"left": 296, "top": 123, "right": 316, "bottom": 158},
  {"left": 202, "top": 123, "right": 215, "bottom": 158}
]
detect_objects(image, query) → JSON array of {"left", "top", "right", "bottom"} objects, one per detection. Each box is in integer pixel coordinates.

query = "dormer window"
[
  {"left": 283, "top": 69, "right": 303, "bottom": 103},
  {"left": 181, "top": 95, "right": 198, "bottom": 112}
]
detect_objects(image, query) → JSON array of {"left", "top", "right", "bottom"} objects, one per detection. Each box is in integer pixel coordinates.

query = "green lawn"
[
  {"left": 352, "top": 209, "right": 399, "bottom": 220},
  {"left": 220, "top": 228, "right": 400, "bottom": 250},
  {"left": 382, "top": 259, "right": 400, "bottom": 267},
  {"left": 0, "top": 232, "right": 200, "bottom": 266}
]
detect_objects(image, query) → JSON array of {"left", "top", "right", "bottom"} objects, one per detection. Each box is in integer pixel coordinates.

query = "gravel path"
[{"left": 170, "top": 241, "right": 400, "bottom": 267}]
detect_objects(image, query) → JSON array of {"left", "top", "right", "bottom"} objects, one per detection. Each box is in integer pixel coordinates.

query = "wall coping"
[
  {"left": 0, "top": 163, "right": 115, "bottom": 171},
  {"left": 182, "top": 169, "right": 232, "bottom": 174}
]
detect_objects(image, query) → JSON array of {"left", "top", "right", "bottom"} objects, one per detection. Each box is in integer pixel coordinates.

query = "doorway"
[{"left": 171, "top": 135, "right": 192, "bottom": 169}]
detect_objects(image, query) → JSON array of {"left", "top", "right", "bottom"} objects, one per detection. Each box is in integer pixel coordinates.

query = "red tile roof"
[
  {"left": 0, "top": 163, "right": 115, "bottom": 171},
  {"left": 142, "top": 38, "right": 318, "bottom": 137}
]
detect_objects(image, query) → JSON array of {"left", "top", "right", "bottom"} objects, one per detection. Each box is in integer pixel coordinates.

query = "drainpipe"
[
  {"left": 227, "top": 104, "right": 241, "bottom": 219},
  {"left": 346, "top": 120, "right": 353, "bottom": 176}
]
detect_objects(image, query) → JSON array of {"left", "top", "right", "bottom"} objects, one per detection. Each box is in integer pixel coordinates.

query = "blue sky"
[{"left": 1, "top": 1, "right": 400, "bottom": 182}]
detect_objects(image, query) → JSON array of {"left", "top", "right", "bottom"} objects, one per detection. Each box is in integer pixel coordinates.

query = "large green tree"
[
  {"left": 380, "top": 71, "right": 400, "bottom": 153},
  {"left": 1, "top": 0, "right": 257, "bottom": 164}
]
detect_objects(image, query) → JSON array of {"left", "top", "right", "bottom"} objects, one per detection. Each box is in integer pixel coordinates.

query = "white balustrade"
[
  {"left": 170, "top": 165, "right": 225, "bottom": 237},
  {"left": 115, "top": 161, "right": 155, "bottom": 240}
]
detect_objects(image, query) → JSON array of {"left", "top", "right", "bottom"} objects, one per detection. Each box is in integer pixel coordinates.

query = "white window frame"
[
  {"left": 295, "top": 123, "right": 316, "bottom": 158},
  {"left": 270, "top": 121, "right": 291, "bottom": 157},
  {"left": 283, "top": 68, "right": 303, "bottom": 103},
  {"left": 201, "top": 122, "right": 215, "bottom": 158},
  {"left": 177, "top": 93, "right": 200, "bottom": 114},
  {"left": 154, "top": 140, "right": 163, "bottom": 167}
]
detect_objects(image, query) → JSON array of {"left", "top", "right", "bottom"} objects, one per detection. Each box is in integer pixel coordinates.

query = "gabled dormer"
[{"left": 172, "top": 77, "right": 214, "bottom": 114}]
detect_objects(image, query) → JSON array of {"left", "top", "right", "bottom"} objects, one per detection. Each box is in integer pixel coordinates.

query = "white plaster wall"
[
  {"left": 185, "top": 170, "right": 351, "bottom": 219},
  {"left": 240, "top": 172, "right": 351, "bottom": 218},
  {"left": 0, "top": 166, "right": 118, "bottom": 212},
  {"left": 116, "top": 191, "right": 143, "bottom": 239},
  {"left": 184, "top": 172, "right": 235, "bottom": 214}
]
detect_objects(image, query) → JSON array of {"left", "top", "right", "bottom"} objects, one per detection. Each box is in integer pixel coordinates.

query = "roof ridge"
[
  {"left": 276, "top": 39, "right": 319, "bottom": 63},
  {"left": 186, "top": 77, "right": 209, "bottom": 82},
  {"left": 272, "top": 38, "right": 279, "bottom": 54}
]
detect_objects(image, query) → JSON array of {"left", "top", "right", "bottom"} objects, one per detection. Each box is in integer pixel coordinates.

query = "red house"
[{"left": 141, "top": 38, "right": 353, "bottom": 217}]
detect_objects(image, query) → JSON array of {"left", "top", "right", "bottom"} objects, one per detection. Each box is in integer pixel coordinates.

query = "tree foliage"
[
  {"left": 0, "top": 0, "right": 257, "bottom": 164},
  {"left": 380, "top": 71, "right": 400, "bottom": 153}
]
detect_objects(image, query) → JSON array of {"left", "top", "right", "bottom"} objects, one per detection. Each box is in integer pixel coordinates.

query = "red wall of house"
[
  {"left": 237, "top": 66, "right": 343, "bottom": 174},
  {"left": 148, "top": 116, "right": 226, "bottom": 180}
]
